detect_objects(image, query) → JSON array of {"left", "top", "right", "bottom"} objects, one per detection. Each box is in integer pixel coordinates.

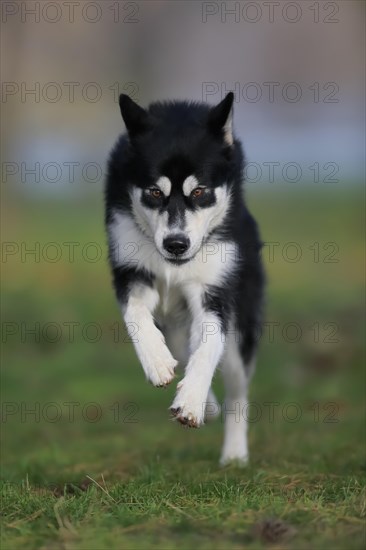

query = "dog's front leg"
[
  {"left": 122, "top": 282, "right": 178, "bottom": 387},
  {"left": 171, "top": 284, "right": 226, "bottom": 427}
]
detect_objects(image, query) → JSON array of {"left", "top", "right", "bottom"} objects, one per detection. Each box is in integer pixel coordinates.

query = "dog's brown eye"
[
  {"left": 192, "top": 188, "right": 204, "bottom": 198},
  {"left": 150, "top": 189, "right": 162, "bottom": 198}
]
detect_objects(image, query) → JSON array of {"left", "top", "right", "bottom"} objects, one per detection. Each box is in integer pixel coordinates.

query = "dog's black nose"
[{"left": 163, "top": 235, "right": 190, "bottom": 256}]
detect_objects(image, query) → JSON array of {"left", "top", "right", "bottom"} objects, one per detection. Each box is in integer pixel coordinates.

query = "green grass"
[{"left": 1, "top": 185, "right": 365, "bottom": 549}]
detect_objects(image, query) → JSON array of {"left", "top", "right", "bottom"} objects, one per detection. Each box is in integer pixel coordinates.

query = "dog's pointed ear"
[
  {"left": 119, "top": 94, "right": 150, "bottom": 137},
  {"left": 207, "top": 92, "right": 234, "bottom": 146}
]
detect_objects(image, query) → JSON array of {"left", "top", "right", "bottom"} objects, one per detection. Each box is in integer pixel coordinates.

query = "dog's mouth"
[
  {"left": 164, "top": 256, "right": 192, "bottom": 265},
  {"left": 160, "top": 249, "right": 198, "bottom": 265}
]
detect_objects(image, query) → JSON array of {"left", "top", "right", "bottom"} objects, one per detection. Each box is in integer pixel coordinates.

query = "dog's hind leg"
[{"left": 220, "top": 329, "right": 255, "bottom": 466}]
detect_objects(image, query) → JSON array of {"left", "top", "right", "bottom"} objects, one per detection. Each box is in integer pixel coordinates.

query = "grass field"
[{"left": 1, "top": 184, "right": 365, "bottom": 549}]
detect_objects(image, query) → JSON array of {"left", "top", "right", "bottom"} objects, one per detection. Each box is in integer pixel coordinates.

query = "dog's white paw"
[
  {"left": 220, "top": 412, "right": 249, "bottom": 466},
  {"left": 220, "top": 453, "right": 249, "bottom": 467},
  {"left": 147, "top": 356, "right": 178, "bottom": 387},
  {"left": 141, "top": 341, "right": 178, "bottom": 386},
  {"left": 170, "top": 377, "right": 207, "bottom": 427},
  {"left": 220, "top": 436, "right": 249, "bottom": 466}
]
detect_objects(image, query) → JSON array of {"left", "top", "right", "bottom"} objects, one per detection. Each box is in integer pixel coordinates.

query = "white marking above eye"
[
  {"left": 156, "top": 176, "right": 172, "bottom": 196},
  {"left": 182, "top": 175, "right": 200, "bottom": 197}
]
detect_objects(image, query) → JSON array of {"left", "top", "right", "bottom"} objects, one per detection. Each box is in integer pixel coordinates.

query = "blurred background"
[{"left": 1, "top": 0, "right": 365, "bottom": 493}]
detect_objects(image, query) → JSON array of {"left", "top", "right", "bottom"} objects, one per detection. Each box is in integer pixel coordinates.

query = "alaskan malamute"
[{"left": 105, "top": 92, "right": 265, "bottom": 465}]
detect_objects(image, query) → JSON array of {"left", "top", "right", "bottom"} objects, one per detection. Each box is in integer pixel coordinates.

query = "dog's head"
[{"left": 119, "top": 92, "right": 240, "bottom": 264}]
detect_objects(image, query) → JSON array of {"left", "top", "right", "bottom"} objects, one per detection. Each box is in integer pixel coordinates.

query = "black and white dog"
[{"left": 105, "top": 92, "right": 265, "bottom": 464}]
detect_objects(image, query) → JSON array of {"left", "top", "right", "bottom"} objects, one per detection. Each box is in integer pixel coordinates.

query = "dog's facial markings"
[
  {"left": 141, "top": 177, "right": 171, "bottom": 209},
  {"left": 182, "top": 175, "right": 215, "bottom": 209},
  {"left": 131, "top": 179, "right": 231, "bottom": 264},
  {"left": 156, "top": 176, "right": 172, "bottom": 196},
  {"left": 167, "top": 194, "right": 186, "bottom": 229},
  {"left": 189, "top": 187, "right": 216, "bottom": 209},
  {"left": 182, "top": 175, "right": 199, "bottom": 196}
]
